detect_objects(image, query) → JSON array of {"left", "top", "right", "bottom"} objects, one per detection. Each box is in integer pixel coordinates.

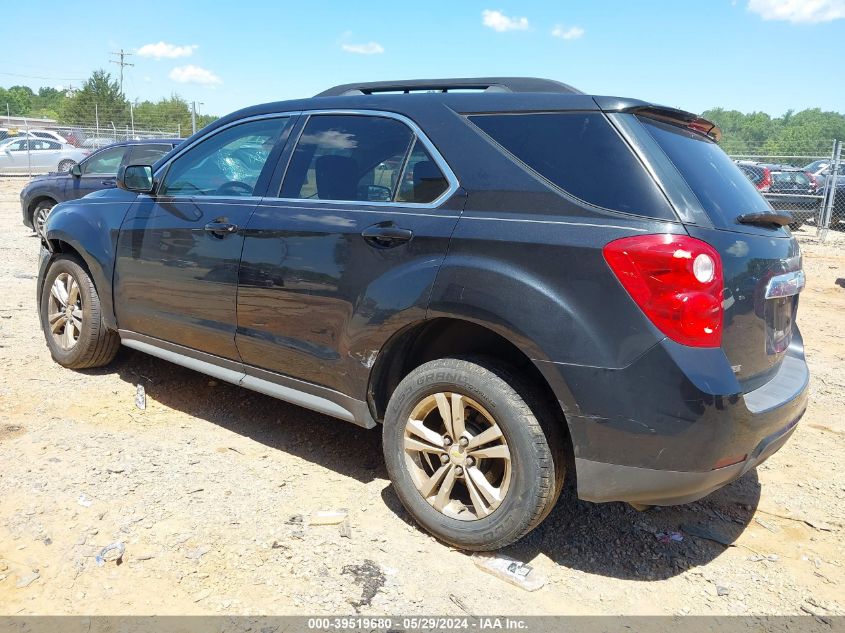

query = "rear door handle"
[
  {"left": 204, "top": 221, "right": 239, "bottom": 237},
  {"left": 101, "top": 179, "right": 116, "bottom": 186},
  {"left": 361, "top": 223, "right": 413, "bottom": 248}
]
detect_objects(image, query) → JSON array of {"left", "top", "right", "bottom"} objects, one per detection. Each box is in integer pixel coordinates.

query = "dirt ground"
[{"left": 0, "top": 177, "right": 843, "bottom": 618}]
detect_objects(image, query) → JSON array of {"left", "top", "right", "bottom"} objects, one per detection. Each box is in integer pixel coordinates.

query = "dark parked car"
[
  {"left": 21, "top": 138, "right": 182, "bottom": 236},
  {"left": 736, "top": 161, "right": 822, "bottom": 228},
  {"left": 35, "top": 78, "right": 808, "bottom": 550}
]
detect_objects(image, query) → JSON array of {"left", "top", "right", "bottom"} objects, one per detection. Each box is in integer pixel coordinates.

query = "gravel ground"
[{"left": 0, "top": 177, "right": 843, "bottom": 618}]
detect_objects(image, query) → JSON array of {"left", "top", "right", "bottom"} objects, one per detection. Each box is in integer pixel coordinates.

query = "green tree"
[
  {"left": 60, "top": 70, "right": 128, "bottom": 126},
  {"left": 132, "top": 95, "right": 215, "bottom": 136},
  {"left": 30, "top": 87, "right": 67, "bottom": 119},
  {"left": 0, "top": 85, "right": 34, "bottom": 116}
]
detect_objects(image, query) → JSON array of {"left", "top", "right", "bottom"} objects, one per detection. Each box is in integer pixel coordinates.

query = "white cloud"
[
  {"left": 551, "top": 25, "right": 585, "bottom": 40},
  {"left": 482, "top": 9, "right": 529, "bottom": 32},
  {"left": 341, "top": 41, "right": 384, "bottom": 55},
  {"left": 747, "top": 0, "right": 845, "bottom": 23},
  {"left": 137, "top": 41, "right": 198, "bottom": 59},
  {"left": 168, "top": 65, "right": 222, "bottom": 86}
]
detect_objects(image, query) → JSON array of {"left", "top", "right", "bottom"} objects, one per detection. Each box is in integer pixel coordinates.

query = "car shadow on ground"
[
  {"left": 90, "top": 348, "right": 387, "bottom": 485},
  {"left": 90, "top": 347, "right": 761, "bottom": 581},
  {"left": 381, "top": 467, "right": 762, "bottom": 582}
]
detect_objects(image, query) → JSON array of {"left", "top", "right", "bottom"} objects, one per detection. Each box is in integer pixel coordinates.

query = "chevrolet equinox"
[{"left": 35, "top": 78, "right": 808, "bottom": 550}]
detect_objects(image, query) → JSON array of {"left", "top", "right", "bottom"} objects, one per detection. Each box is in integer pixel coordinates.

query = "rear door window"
[
  {"left": 636, "top": 116, "right": 770, "bottom": 227},
  {"left": 126, "top": 143, "right": 174, "bottom": 166},
  {"left": 468, "top": 112, "right": 675, "bottom": 219},
  {"left": 281, "top": 114, "right": 414, "bottom": 202}
]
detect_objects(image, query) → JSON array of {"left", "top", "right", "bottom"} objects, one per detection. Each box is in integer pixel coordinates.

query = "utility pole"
[
  {"left": 110, "top": 49, "right": 134, "bottom": 94},
  {"left": 191, "top": 101, "right": 196, "bottom": 135}
]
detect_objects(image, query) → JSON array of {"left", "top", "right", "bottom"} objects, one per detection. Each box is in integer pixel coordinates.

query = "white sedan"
[{"left": 0, "top": 138, "right": 89, "bottom": 174}]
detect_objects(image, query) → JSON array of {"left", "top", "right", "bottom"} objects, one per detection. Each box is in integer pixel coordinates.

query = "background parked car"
[
  {"left": 27, "top": 129, "right": 71, "bottom": 144},
  {"left": 804, "top": 158, "right": 832, "bottom": 179},
  {"left": 81, "top": 136, "right": 118, "bottom": 149},
  {"left": 736, "top": 161, "right": 821, "bottom": 228},
  {"left": 20, "top": 138, "right": 182, "bottom": 235},
  {"left": 0, "top": 137, "right": 88, "bottom": 175}
]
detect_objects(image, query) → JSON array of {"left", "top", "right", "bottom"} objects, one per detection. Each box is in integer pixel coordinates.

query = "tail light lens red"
[
  {"left": 758, "top": 167, "right": 772, "bottom": 192},
  {"left": 603, "top": 234, "right": 724, "bottom": 348}
]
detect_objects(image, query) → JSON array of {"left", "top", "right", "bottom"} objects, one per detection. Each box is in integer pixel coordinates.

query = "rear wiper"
[{"left": 736, "top": 211, "right": 793, "bottom": 228}]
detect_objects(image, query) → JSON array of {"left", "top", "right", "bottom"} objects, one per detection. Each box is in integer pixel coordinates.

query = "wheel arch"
[
  {"left": 27, "top": 195, "right": 58, "bottom": 222},
  {"left": 43, "top": 237, "right": 117, "bottom": 331},
  {"left": 367, "top": 316, "right": 575, "bottom": 470}
]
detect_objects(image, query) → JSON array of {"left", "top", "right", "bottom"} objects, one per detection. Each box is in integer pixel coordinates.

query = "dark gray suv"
[{"left": 35, "top": 78, "right": 808, "bottom": 550}]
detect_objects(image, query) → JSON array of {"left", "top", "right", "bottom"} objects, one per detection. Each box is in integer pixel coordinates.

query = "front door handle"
[
  {"left": 101, "top": 179, "right": 116, "bottom": 186},
  {"left": 204, "top": 221, "right": 239, "bottom": 237},
  {"left": 361, "top": 223, "right": 413, "bottom": 248}
]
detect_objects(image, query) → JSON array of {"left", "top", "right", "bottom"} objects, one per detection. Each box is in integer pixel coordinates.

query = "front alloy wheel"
[
  {"left": 47, "top": 272, "right": 84, "bottom": 350},
  {"left": 33, "top": 201, "right": 54, "bottom": 237},
  {"left": 40, "top": 255, "right": 120, "bottom": 369}
]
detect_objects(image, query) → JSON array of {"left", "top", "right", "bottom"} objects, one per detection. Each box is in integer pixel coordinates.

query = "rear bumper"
[
  {"left": 575, "top": 412, "right": 798, "bottom": 505},
  {"left": 536, "top": 329, "right": 808, "bottom": 505}
]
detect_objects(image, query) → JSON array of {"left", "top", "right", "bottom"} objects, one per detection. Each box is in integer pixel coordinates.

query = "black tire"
[
  {"left": 57, "top": 159, "right": 76, "bottom": 173},
  {"left": 32, "top": 199, "right": 55, "bottom": 237},
  {"left": 40, "top": 255, "right": 120, "bottom": 369},
  {"left": 383, "top": 357, "right": 565, "bottom": 551}
]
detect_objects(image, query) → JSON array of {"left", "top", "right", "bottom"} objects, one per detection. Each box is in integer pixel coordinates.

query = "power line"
[
  {"left": 0, "top": 71, "right": 86, "bottom": 82},
  {"left": 110, "top": 49, "right": 134, "bottom": 94}
]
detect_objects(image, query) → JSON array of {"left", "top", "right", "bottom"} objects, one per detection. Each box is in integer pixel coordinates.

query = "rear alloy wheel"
[
  {"left": 40, "top": 255, "right": 120, "bottom": 369},
  {"left": 57, "top": 160, "right": 76, "bottom": 173},
  {"left": 383, "top": 357, "right": 564, "bottom": 551},
  {"left": 33, "top": 200, "right": 55, "bottom": 237},
  {"left": 404, "top": 392, "right": 512, "bottom": 520}
]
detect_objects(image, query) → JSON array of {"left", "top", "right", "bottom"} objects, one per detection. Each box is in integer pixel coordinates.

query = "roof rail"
[{"left": 315, "top": 77, "right": 582, "bottom": 97}]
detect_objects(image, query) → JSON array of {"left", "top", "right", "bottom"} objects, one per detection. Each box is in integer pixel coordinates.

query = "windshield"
[{"left": 637, "top": 116, "right": 770, "bottom": 227}]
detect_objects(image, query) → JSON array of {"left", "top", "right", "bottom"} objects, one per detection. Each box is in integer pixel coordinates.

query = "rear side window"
[
  {"left": 126, "top": 143, "right": 173, "bottom": 165},
  {"left": 637, "top": 116, "right": 770, "bottom": 226},
  {"left": 738, "top": 164, "right": 763, "bottom": 185},
  {"left": 469, "top": 112, "right": 674, "bottom": 219},
  {"left": 772, "top": 171, "right": 809, "bottom": 186},
  {"left": 396, "top": 139, "right": 449, "bottom": 203}
]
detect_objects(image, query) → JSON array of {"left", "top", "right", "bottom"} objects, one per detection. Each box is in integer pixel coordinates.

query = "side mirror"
[
  {"left": 118, "top": 164, "right": 155, "bottom": 194},
  {"left": 70, "top": 163, "right": 82, "bottom": 177}
]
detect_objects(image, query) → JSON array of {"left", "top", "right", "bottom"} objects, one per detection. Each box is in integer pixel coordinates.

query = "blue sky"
[{"left": 3, "top": 0, "right": 844, "bottom": 117}]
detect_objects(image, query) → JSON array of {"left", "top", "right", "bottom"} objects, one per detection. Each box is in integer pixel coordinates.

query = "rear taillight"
[
  {"left": 758, "top": 168, "right": 772, "bottom": 192},
  {"left": 603, "top": 234, "right": 723, "bottom": 348}
]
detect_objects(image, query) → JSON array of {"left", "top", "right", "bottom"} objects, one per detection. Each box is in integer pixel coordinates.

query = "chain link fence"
[
  {"left": 1, "top": 105, "right": 196, "bottom": 176},
  {"left": 728, "top": 139, "right": 843, "bottom": 242}
]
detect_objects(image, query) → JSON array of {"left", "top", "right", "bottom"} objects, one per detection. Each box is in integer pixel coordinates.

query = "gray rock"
[{"left": 16, "top": 571, "right": 40, "bottom": 588}]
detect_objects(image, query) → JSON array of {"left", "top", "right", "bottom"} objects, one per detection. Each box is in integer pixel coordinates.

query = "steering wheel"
[{"left": 215, "top": 181, "right": 253, "bottom": 196}]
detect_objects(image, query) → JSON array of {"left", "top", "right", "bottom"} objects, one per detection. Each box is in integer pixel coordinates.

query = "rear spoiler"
[
  {"left": 594, "top": 97, "right": 721, "bottom": 142},
  {"left": 628, "top": 106, "right": 722, "bottom": 142}
]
